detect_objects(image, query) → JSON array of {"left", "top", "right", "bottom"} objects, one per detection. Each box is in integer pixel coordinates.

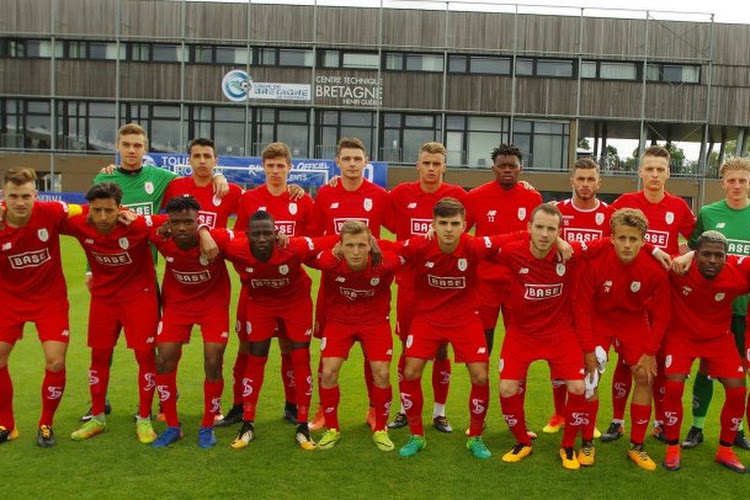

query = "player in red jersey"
[
  {"left": 308, "top": 137, "right": 388, "bottom": 432},
  {"left": 63, "top": 183, "right": 161, "bottom": 445},
  {"left": 497, "top": 203, "right": 595, "bottom": 470},
  {"left": 220, "top": 142, "right": 315, "bottom": 428},
  {"left": 397, "top": 197, "right": 515, "bottom": 460},
  {"left": 573, "top": 208, "right": 670, "bottom": 470},
  {"left": 544, "top": 158, "right": 613, "bottom": 435},
  {"left": 312, "top": 221, "right": 400, "bottom": 452},
  {"left": 662, "top": 231, "right": 748, "bottom": 472},
  {"left": 0, "top": 168, "right": 81, "bottom": 447},
  {"left": 148, "top": 195, "right": 234, "bottom": 449},
  {"left": 385, "top": 141, "right": 467, "bottom": 433},
  {"left": 604, "top": 145, "right": 696, "bottom": 444},
  {"left": 225, "top": 211, "right": 333, "bottom": 451},
  {"left": 162, "top": 138, "right": 243, "bottom": 229}
]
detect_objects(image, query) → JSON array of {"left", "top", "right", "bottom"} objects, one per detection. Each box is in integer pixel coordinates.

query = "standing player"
[
  {"left": 312, "top": 221, "right": 399, "bottom": 451},
  {"left": 573, "top": 209, "right": 671, "bottom": 470},
  {"left": 64, "top": 183, "right": 160, "bottom": 444},
  {"left": 681, "top": 157, "right": 750, "bottom": 450},
  {"left": 662, "top": 231, "right": 748, "bottom": 472},
  {"left": 308, "top": 137, "right": 388, "bottom": 431},
  {"left": 0, "top": 168, "right": 81, "bottom": 447},
  {"left": 544, "top": 158, "right": 612, "bottom": 435},
  {"left": 384, "top": 141, "right": 467, "bottom": 433},
  {"left": 603, "top": 145, "right": 696, "bottom": 443},
  {"left": 220, "top": 142, "right": 315, "bottom": 428}
]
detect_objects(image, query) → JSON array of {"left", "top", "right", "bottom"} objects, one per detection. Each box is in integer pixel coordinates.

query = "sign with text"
[
  {"left": 222, "top": 70, "right": 311, "bottom": 102},
  {"left": 315, "top": 75, "right": 383, "bottom": 106}
]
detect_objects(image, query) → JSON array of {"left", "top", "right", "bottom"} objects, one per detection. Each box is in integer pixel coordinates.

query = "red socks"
[
  {"left": 202, "top": 379, "right": 224, "bottom": 428},
  {"left": 611, "top": 357, "right": 632, "bottom": 421},
  {"left": 583, "top": 398, "right": 599, "bottom": 441},
  {"left": 467, "top": 383, "right": 488, "bottom": 437},
  {"left": 500, "top": 393, "right": 530, "bottom": 446},
  {"left": 280, "top": 352, "right": 296, "bottom": 406},
  {"left": 39, "top": 369, "right": 66, "bottom": 427},
  {"left": 401, "top": 378, "right": 424, "bottom": 436},
  {"left": 432, "top": 358, "right": 452, "bottom": 406},
  {"left": 552, "top": 380, "right": 567, "bottom": 417},
  {"left": 289, "top": 348, "right": 312, "bottom": 423},
  {"left": 630, "top": 403, "right": 652, "bottom": 445},
  {"left": 155, "top": 371, "right": 179, "bottom": 427},
  {"left": 372, "top": 384, "right": 392, "bottom": 431},
  {"left": 134, "top": 349, "right": 156, "bottom": 419},
  {"left": 561, "top": 392, "right": 588, "bottom": 448},
  {"left": 232, "top": 352, "right": 249, "bottom": 406},
  {"left": 720, "top": 386, "right": 746, "bottom": 445},
  {"left": 319, "top": 385, "right": 340, "bottom": 430},
  {"left": 0, "top": 366, "right": 13, "bottom": 431},
  {"left": 89, "top": 348, "right": 112, "bottom": 416}
]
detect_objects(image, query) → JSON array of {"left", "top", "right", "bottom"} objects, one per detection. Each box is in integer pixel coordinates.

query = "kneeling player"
[
  {"left": 662, "top": 231, "right": 748, "bottom": 472},
  {"left": 311, "top": 221, "right": 399, "bottom": 451}
]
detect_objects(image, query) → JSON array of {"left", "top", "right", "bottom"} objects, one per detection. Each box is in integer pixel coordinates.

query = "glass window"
[
  {"left": 67, "top": 41, "right": 86, "bottom": 59},
  {"left": 580, "top": 61, "right": 597, "bottom": 79},
  {"left": 322, "top": 50, "right": 340, "bottom": 68},
  {"left": 341, "top": 112, "right": 372, "bottom": 127},
  {"left": 278, "top": 110, "right": 307, "bottom": 123},
  {"left": 215, "top": 107, "right": 244, "bottom": 122},
  {"left": 278, "top": 49, "right": 312, "bottom": 67},
  {"left": 405, "top": 114, "right": 434, "bottom": 128},
  {"left": 646, "top": 64, "right": 661, "bottom": 82},
  {"left": 470, "top": 56, "right": 510, "bottom": 75},
  {"left": 90, "top": 42, "right": 123, "bottom": 60},
  {"left": 663, "top": 64, "right": 700, "bottom": 84},
  {"left": 260, "top": 48, "right": 275, "bottom": 65},
  {"left": 216, "top": 46, "right": 248, "bottom": 65},
  {"left": 152, "top": 44, "right": 182, "bottom": 63},
  {"left": 194, "top": 45, "right": 213, "bottom": 63},
  {"left": 446, "top": 115, "right": 465, "bottom": 130},
  {"left": 385, "top": 53, "right": 403, "bottom": 70},
  {"left": 406, "top": 53, "right": 443, "bottom": 72},
  {"left": 600, "top": 62, "right": 637, "bottom": 80},
  {"left": 448, "top": 55, "right": 467, "bottom": 73},
  {"left": 516, "top": 58, "right": 533, "bottom": 76},
  {"left": 384, "top": 113, "right": 400, "bottom": 128},
  {"left": 131, "top": 43, "right": 150, "bottom": 62},
  {"left": 469, "top": 116, "right": 504, "bottom": 131},
  {"left": 536, "top": 59, "right": 573, "bottom": 77},
  {"left": 342, "top": 52, "right": 379, "bottom": 69}
]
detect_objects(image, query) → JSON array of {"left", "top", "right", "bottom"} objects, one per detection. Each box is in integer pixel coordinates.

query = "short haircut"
[
  {"left": 3, "top": 167, "right": 37, "bottom": 186},
  {"left": 433, "top": 197, "right": 465, "bottom": 219},
  {"left": 164, "top": 195, "right": 201, "bottom": 214},
  {"left": 695, "top": 230, "right": 729, "bottom": 252},
  {"left": 86, "top": 182, "right": 123, "bottom": 205},
  {"left": 339, "top": 220, "right": 371, "bottom": 240},
  {"left": 249, "top": 209, "right": 275, "bottom": 229},
  {"left": 420, "top": 141, "right": 447, "bottom": 157},
  {"left": 642, "top": 145, "right": 670, "bottom": 163},
  {"left": 491, "top": 143, "right": 523, "bottom": 164},
  {"left": 572, "top": 157, "right": 600, "bottom": 175},
  {"left": 117, "top": 123, "right": 147, "bottom": 146},
  {"left": 261, "top": 142, "right": 292, "bottom": 164},
  {"left": 337, "top": 137, "right": 366, "bottom": 156},
  {"left": 188, "top": 138, "right": 216, "bottom": 155},
  {"left": 610, "top": 208, "right": 649, "bottom": 237},
  {"left": 530, "top": 202, "right": 563, "bottom": 227},
  {"left": 719, "top": 157, "right": 750, "bottom": 179}
]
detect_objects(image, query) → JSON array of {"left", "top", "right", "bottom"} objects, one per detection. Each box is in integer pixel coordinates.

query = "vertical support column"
[
  {"left": 179, "top": 0, "right": 186, "bottom": 151},
  {"left": 309, "top": 0, "right": 318, "bottom": 159},
  {"left": 50, "top": 0, "right": 57, "bottom": 186},
  {"left": 737, "top": 128, "right": 747, "bottom": 158}
]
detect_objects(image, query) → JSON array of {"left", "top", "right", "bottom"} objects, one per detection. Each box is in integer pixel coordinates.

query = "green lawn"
[{"left": 4, "top": 235, "right": 748, "bottom": 499}]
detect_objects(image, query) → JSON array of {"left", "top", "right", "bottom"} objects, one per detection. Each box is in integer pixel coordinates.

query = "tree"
[{"left": 577, "top": 137, "right": 591, "bottom": 151}]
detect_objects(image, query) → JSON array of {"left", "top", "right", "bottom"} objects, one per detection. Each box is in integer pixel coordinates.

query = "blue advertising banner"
[{"left": 37, "top": 191, "right": 87, "bottom": 204}]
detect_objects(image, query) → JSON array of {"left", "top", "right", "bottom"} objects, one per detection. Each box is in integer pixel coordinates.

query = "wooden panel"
[
  {"left": 56, "top": 0, "right": 118, "bottom": 36},
  {"left": 316, "top": 6, "right": 378, "bottom": 47},
  {"left": 120, "top": 0, "right": 181, "bottom": 39},
  {"left": 184, "top": 1, "right": 247, "bottom": 41},
  {"left": 712, "top": 65, "right": 750, "bottom": 87},
  {"left": 448, "top": 11, "right": 516, "bottom": 51},
  {"left": 55, "top": 61, "right": 117, "bottom": 98},
  {"left": 644, "top": 84, "right": 707, "bottom": 122},
  {"left": 249, "top": 4, "right": 314, "bottom": 44},
  {"left": 382, "top": 9, "right": 444, "bottom": 49},
  {"left": 444, "top": 75, "right": 513, "bottom": 113},
  {"left": 579, "top": 80, "right": 643, "bottom": 119},
  {"left": 118, "top": 62, "right": 182, "bottom": 100},
  {"left": 0, "top": 0, "right": 51, "bottom": 34},
  {"left": 646, "top": 20, "right": 711, "bottom": 61},
  {"left": 710, "top": 87, "right": 750, "bottom": 126},
  {"left": 0, "top": 60, "right": 51, "bottom": 94},
  {"left": 514, "top": 14, "right": 580, "bottom": 55},
  {"left": 513, "top": 78, "right": 578, "bottom": 116},
  {"left": 580, "top": 17, "right": 647, "bottom": 58},
  {"left": 382, "top": 72, "right": 442, "bottom": 110},
  {"left": 713, "top": 25, "right": 750, "bottom": 65}
]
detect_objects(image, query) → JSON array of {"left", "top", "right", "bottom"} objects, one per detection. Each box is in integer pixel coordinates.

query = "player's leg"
[
  {"left": 556, "top": 379, "right": 587, "bottom": 470},
  {"left": 398, "top": 356, "right": 428, "bottom": 457},
  {"left": 231, "top": 338, "right": 271, "bottom": 449},
  {"left": 359, "top": 321, "right": 394, "bottom": 451},
  {"left": 715, "top": 376, "right": 746, "bottom": 473},
  {"left": 684, "top": 360, "right": 713, "bottom": 448},
  {"left": 361, "top": 343, "right": 377, "bottom": 431},
  {"left": 498, "top": 334, "right": 533, "bottom": 462},
  {"left": 38, "top": 340, "right": 67, "bottom": 448},
  {"left": 432, "top": 342, "right": 452, "bottom": 433},
  {"left": 71, "top": 347, "right": 113, "bottom": 441},
  {"left": 661, "top": 372, "right": 688, "bottom": 471},
  {"left": 318, "top": 356, "right": 346, "bottom": 450},
  {"left": 198, "top": 341, "right": 226, "bottom": 449},
  {"left": 0, "top": 341, "right": 17, "bottom": 444},
  {"left": 389, "top": 285, "right": 413, "bottom": 430},
  {"left": 278, "top": 333, "right": 297, "bottom": 424},
  {"left": 465, "top": 361, "right": 491, "bottom": 459},
  {"left": 628, "top": 359, "right": 656, "bottom": 470},
  {"left": 219, "top": 291, "right": 249, "bottom": 427},
  {"left": 602, "top": 353, "right": 631, "bottom": 442},
  {"left": 730, "top": 314, "right": 750, "bottom": 449},
  {"left": 651, "top": 354, "right": 668, "bottom": 443},
  {"left": 152, "top": 341, "right": 183, "bottom": 448}
]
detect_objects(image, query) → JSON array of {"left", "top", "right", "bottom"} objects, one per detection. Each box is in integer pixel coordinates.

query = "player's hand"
[
  {"left": 519, "top": 180, "right": 536, "bottom": 191},
  {"left": 117, "top": 208, "right": 137, "bottom": 226},
  {"left": 652, "top": 248, "right": 671, "bottom": 270},
  {"left": 369, "top": 235, "right": 382, "bottom": 266},
  {"left": 424, "top": 227, "right": 435, "bottom": 240},
  {"left": 635, "top": 354, "right": 658, "bottom": 384},
  {"left": 556, "top": 237, "right": 574, "bottom": 261},
  {"left": 671, "top": 250, "right": 694, "bottom": 275},
  {"left": 275, "top": 230, "right": 290, "bottom": 249},
  {"left": 99, "top": 164, "right": 117, "bottom": 174},
  {"left": 583, "top": 352, "right": 599, "bottom": 378},
  {"left": 287, "top": 184, "right": 306, "bottom": 201},
  {"left": 212, "top": 173, "right": 229, "bottom": 199},
  {"left": 156, "top": 222, "right": 172, "bottom": 239},
  {"left": 198, "top": 228, "right": 219, "bottom": 262},
  {"left": 85, "top": 273, "right": 93, "bottom": 292},
  {"left": 327, "top": 176, "right": 340, "bottom": 188}
]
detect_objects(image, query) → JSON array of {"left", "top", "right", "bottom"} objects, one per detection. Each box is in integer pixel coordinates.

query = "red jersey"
[
  {"left": 162, "top": 176, "right": 243, "bottom": 229},
  {"left": 465, "top": 181, "right": 542, "bottom": 236},
  {"left": 384, "top": 181, "right": 467, "bottom": 239},
  {"left": 0, "top": 201, "right": 69, "bottom": 302},
  {"left": 556, "top": 198, "right": 614, "bottom": 244},
  {"left": 234, "top": 185, "right": 314, "bottom": 237},
  {"left": 150, "top": 228, "right": 234, "bottom": 313},
  {"left": 312, "top": 249, "right": 401, "bottom": 326},
  {"left": 399, "top": 233, "right": 507, "bottom": 328},
  {"left": 62, "top": 214, "right": 160, "bottom": 299},
  {"left": 612, "top": 191, "right": 695, "bottom": 254},
  {"left": 575, "top": 244, "right": 670, "bottom": 354},
  {"left": 311, "top": 179, "right": 388, "bottom": 237},
  {"left": 668, "top": 259, "right": 750, "bottom": 343}
]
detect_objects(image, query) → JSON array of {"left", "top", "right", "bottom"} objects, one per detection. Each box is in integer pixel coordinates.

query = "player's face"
[
  {"left": 263, "top": 156, "right": 290, "bottom": 188},
  {"left": 528, "top": 211, "right": 561, "bottom": 254},
  {"left": 248, "top": 219, "right": 276, "bottom": 261},
  {"left": 612, "top": 224, "right": 645, "bottom": 264},
  {"left": 336, "top": 147, "right": 368, "bottom": 181},
  {"left": 696, "top": 241, "right": 727, "bottom": 279},
  {"left": 3, "top": 181, "right": 36, "bottom": 220},
  {"left": 432, "top": 214, "right": 466, "bottom": 247},
  {"left": 571, "top": 168, "right": 601, "bottom": 201},
  {"left": 88, "top": 197, "right": 120, "bottom": 234},
  {"left": 168, "top": 209, "right": 199, "bottom": 246},
  {"left": 117, "top": 133, "right": 147, "bottom": 171},
  {"left": 721, "top": 169, "right": 750, "bottom": 204},
  {"left": 341, "top": 232, "right": 371, "bottom": 270},
  {"left": 189, "top": 145, "right": 216, "bottom": 181},
  {"left": 638, "top": 155, "right": 670, "bottom": 192},
  {"left": 416, "top": 152, "right": 446, "bottom": 186},
  {"left": 492, "top": 154, "right": 521, "bottom": 189}
]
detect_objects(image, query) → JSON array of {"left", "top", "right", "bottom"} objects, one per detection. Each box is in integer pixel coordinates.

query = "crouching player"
[
  {"left": 149, "top": 195, "right": 233, "bottom": 449},
  {"left": 662, "top": 231, "right": 749, "bottom": 472},
  {"left": 311, "top": 221, "right": 400, "bottom": 451}
]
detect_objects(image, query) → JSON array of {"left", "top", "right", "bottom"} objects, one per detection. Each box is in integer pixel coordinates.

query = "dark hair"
[
  {"left": 642, "top": 145, "right": 671, "bottom": 162},
  {"left": 433, "top": 197, "right": 465, "bottom": 219},
  {"left": 696, "top": 230, "right": 729, "bottom": 252},
  {"left": 572, "top": 157, "right": 600, "bottom": 174},
  {"left": 86, "top": 182, "right": 123, "bottom": 205},
  {"left": 337, "top": 137, "right": 367, "bottom": 156},
  {"left": 164, "top": 195, "right": 201, "bottom": 213},
  {"left": 491, "top": 143, "right": 523, "bottom": 163},
  {"left": 188, "top": 138, "right": 216, "bottom": 155},
  {"left": 249, "top": 210, "right": 275, "bottom": 231},
  {"left": 530, "top": 202, "right": 563, "bottom": 227}
]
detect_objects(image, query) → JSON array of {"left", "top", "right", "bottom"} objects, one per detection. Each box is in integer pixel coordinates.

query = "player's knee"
[
  {"left": 470, "top": 372, "right": 488, "bottom": 386},
  {"left": 371, "top": 367, "right": 389, "bottom": 387},
  {"left": 632, "top": 367, "right": 650, "bottom": 386},
  {"left": 46, "top": 357, "right": 65, "bottom": 373},
  {"left": 499, "top": 380, "right": 518, "bottom": 398},
  {"left": 321, "top": 368, "right": 339, "bottom": 388},
  {"left": 566, "top": 380, "right": 585, "bottom": 396}
]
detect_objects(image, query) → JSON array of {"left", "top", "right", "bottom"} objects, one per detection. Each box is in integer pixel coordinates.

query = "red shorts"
[
  {"left": 665, "top": 334, "right": 745, "bottom": 379},
  {"left": 88, "top": 291, "right": 159, "bottom": 351},
  {"left": 245, "top": 297, "right": 313, "bottom": 344},
  {"left": 321, "top": 321, "right": 393, "bottom": 361},
  {"left": 0, "top": 297, "right": 70, "bottom": 345},
  {"left": 405, "top": 313, "right": 488, "bottom": 364},
  {"left": 477, "top": 278, "right": 510, "bottom": 330},
  {"left": 395, "top": 284, "right": 415, "bottom": 341},
  {"left": 593, "top": 318, "right": 650, "bottom": 363},
  {"left": 499, "top": 330, "right": 584, "bottom": 381},
  {"left": 158, "top": 307, "right": 230, "bottom": 344}
]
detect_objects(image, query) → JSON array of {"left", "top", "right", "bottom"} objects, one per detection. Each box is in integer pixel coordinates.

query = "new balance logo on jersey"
[
  {"left": 477, "top": 347, "right": 487, "bottom": 355},
  {"left": 603, "top": 280, "right": 613, "bottom": 293},
  {"left": 486, "top": 210, "right": 497, "bottom": 222},
  {"left": 410, "top": 218, "right": 431, "bottom": 235},
  {"left": 681, "top": 286, "right": 693, "bottom": 296},
  {"left": 519, "top": 267, "right": 529, "bottom": 274},
  {"left": 92, "top": 251, "right": 132, "bottom": 266},
  {"left": 716, "top": 222, "right": 726, "bottom": 229},
  {"left": 330, "top": 202, "right": 340, "bottom": 209},
  {"left": 523, "top": 283, "right": 564, "bottom": 300},
  {"left": 220, "top": 331, "right": 229, "bottom": 339},
  {"left": 84, "top": 239, "right": 94, "bottom": 245},
  {"left": 424, "top": 261, "right": 434, "bottom": 268},
  {"left": 428, "top": 274, "right": 466, "bottom": 289},
  {"left": 1, "top": 242, "right": 10, "bottom": 251},
  {"left": 8, "top": 249, "right": 51, "bottom": 269},
  {"left": 172, "top": 269, "right": 212, "bottom": 284},
  {"left": 407, "top": 202, "right": 417, "bottom": 209}
]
